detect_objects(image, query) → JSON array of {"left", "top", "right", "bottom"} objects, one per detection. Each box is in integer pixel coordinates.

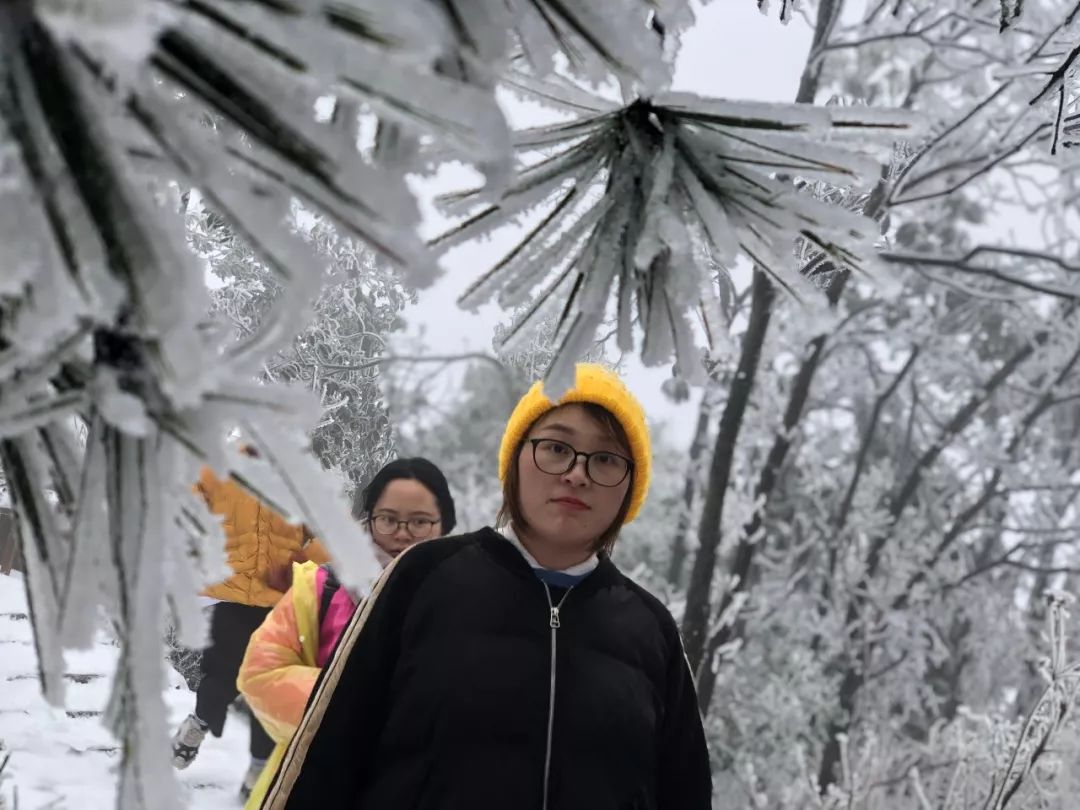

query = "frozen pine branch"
[
  {"left": 0, "top": 2, "right": 693, "bottom": 801},
  {"left": 434, "top": 0, "right": 679, "bottom": 92},
  {"left": 434, "top": 88, "right": 919, "bottom": 394},
  {"left": 11, "top": 0, "right": 683, "bottom": 296}
]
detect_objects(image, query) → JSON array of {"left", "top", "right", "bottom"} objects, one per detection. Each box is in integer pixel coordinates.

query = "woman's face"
[
  {"left": 515, "top": 403, "right": 631, "bottom": 559},
  {"left": 367, "top": 478, "right": 444, "bottom": 568}
]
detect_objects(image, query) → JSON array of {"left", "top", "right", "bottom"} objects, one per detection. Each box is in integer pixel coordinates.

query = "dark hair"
[
  {"left": 351, "top": 457, "right": 457, "bottom": 534},
  {"left": 496, "top": 402, "right": 633, "bottom": 555}
]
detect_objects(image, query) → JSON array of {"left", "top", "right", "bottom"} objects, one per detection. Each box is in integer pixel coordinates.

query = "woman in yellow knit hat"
[{"left": 257, "top": 363, "right": 712, "bottom": 810}]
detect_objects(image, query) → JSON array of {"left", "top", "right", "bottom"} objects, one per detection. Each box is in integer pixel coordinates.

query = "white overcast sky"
[{"left": 396, "top": 3, "right": 815, "bottom": 447}]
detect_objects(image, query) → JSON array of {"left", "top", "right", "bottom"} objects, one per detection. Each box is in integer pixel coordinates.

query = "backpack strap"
[{"left": 318, "top": 564, "right": 342, "bottom": 626}]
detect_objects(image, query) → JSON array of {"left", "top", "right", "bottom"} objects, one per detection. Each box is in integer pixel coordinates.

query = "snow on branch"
[
  {"left": 984, "top": 593, "right": 1080, "bottom": 809},
  {"left": 893, "top": 16, "right": 1080, "bottom": 204},
  {"left": 0, "top": 2, "right": 697, "bottom": 805},
  {"left": 433, "top": 88, "right": 920, "bottom": 394},
  {"left": 883, "top": 248, "right": 1080, "bottom": 301},
  {"left": 456, "top": 0, "right": 679, "bottom": 90}
]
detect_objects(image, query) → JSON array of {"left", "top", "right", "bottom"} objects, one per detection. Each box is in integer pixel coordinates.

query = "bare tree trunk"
[
  {"left": 682, "top": 270, "right": 775, "bottom": 678},
  {"left": 666, "top": 391, "right": 713, "bottom": 588},
  {"left": 695, "top": 285, "right": 840, "bottom": 710},
  {"left": 681, "top": 0, "right": 843, "bottom": 689},
  {"left": 693, "top": 187, "right": 922, "bottom": 707}
]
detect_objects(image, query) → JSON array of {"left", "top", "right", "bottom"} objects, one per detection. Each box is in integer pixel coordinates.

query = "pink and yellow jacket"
[{"left": 237, "top": 561, "right": 356, "bottom": 808}]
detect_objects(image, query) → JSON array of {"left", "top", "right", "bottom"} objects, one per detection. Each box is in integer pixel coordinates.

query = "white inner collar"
[{"left": 502, "top": 524, "right": 600, "bottom": 577}]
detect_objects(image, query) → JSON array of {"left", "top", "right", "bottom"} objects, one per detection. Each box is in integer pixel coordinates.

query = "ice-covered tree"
[
  {"left": 657, "top": 3, "right": 1080, "bottom": 807},
  {"left": 191, "top": 206, "right": 411, "bottom": 487},
  {"left": 2, "top": 0, "right": 1075, "bottom": 807}
]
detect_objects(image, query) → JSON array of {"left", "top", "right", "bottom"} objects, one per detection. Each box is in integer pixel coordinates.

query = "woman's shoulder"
[
  {"left": 385, "top": 528, "right": 497, "bottom": 580},
  {"left": 364, "top": 529, "right": 499, "bottom": 616},
  {"left": 606, "top": 564, "right": 683, "bottom": 645}
]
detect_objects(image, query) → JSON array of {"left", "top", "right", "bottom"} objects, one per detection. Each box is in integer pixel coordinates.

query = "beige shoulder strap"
[{"left": 262, "top": 549, "right": 408, "bottom": 808}]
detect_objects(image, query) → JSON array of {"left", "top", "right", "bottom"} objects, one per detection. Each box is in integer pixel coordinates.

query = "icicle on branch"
[
  {"left": 434, "top": 88, "right": 921, "bottom": 394},
  {"left": 0, "top": 14, "right": 384, "bottom": 809},
  {"left": 465, "top": 0, "right": 680, "bottom": 90}
]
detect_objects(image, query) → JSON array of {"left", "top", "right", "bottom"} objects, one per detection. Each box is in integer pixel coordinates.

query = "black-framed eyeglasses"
[
  {"left": 527, "top": 438, "right": 633, "bottom": 488},
  {"left": 369, "top": 515, "right": 441, "bottom": 539}
]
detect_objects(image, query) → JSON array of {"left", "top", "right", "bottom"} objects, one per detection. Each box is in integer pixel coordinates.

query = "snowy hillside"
[{"left": 0, "top": 573, "right": 249, "bottom": 808}]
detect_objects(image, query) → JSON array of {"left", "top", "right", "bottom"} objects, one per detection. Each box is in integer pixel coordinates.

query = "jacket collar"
[
  {"left": 475, "top": 527, "right": 619, "bottom": 595},
  {"left": 501, "top": 524, "right": 600, "bottom": 578}
]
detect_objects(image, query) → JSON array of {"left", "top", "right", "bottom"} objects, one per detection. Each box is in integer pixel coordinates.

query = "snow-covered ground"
[{"left": 0, "top": 572, "right": 250, "bottom": 809}]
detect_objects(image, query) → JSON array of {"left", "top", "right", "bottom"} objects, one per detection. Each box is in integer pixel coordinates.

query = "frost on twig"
[{"left": 983, "top": 592, "right": 1080, "bottom": 810}]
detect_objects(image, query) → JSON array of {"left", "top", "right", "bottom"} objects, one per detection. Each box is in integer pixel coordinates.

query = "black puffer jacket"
[{"left": 262, "top": 528, "right": 712, "bottom": 810}]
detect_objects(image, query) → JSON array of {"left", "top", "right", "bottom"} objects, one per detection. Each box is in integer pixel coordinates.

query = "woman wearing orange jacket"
[
  {"left": 171, "top": 455, "right": 331, "bottom": 796},
  {"left": 236, "top": 458, "right": 457, "bottom": 808}
]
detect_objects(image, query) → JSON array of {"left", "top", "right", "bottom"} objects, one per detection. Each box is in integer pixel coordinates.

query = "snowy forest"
[{"left": 5, "top": 0, "right": 1080, "bottom": 807}]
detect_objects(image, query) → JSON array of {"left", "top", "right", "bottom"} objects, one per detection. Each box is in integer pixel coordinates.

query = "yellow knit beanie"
[{"left": 498, "top": 363, "right": 651, "bottom": 523}]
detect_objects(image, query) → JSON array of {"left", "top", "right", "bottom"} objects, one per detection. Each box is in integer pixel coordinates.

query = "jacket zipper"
[{"left": 542, "top": 582, "right": 572, "bottom": 810}]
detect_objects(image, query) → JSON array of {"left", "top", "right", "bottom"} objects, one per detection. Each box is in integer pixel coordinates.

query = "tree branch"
[
  {"left": 819, "top": 335, "right": 1046, "bottom": 791},
  {"left": 682, "top": 270, "right": 776, "bottom": 681},
  {"left": 667, "top": 390, "right": 714, "bottom": 587},
  {"left": 882, "top": 251, "right": 1080, "bottom": 300},
  {"left": 886, "top": 340, "right": 1036, "bottom": 525},
  {"left": 834, "top": 346, "right": 921, "bottom": 533},
  {"left": 897, "top": 333, "right": 1080, "bottom": 604}
]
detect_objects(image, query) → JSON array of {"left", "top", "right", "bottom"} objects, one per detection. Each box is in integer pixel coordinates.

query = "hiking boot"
[
  {"left": 171, "top": 713, "right": 209, "bottom": 769},
  {"left": 239, "top": 758, "right": 267, "bottom": 801}
]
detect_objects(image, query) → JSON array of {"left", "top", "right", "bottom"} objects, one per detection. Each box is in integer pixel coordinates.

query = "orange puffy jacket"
[{"left": 197, "top": 467, "right": 330, "bottom": 607}]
